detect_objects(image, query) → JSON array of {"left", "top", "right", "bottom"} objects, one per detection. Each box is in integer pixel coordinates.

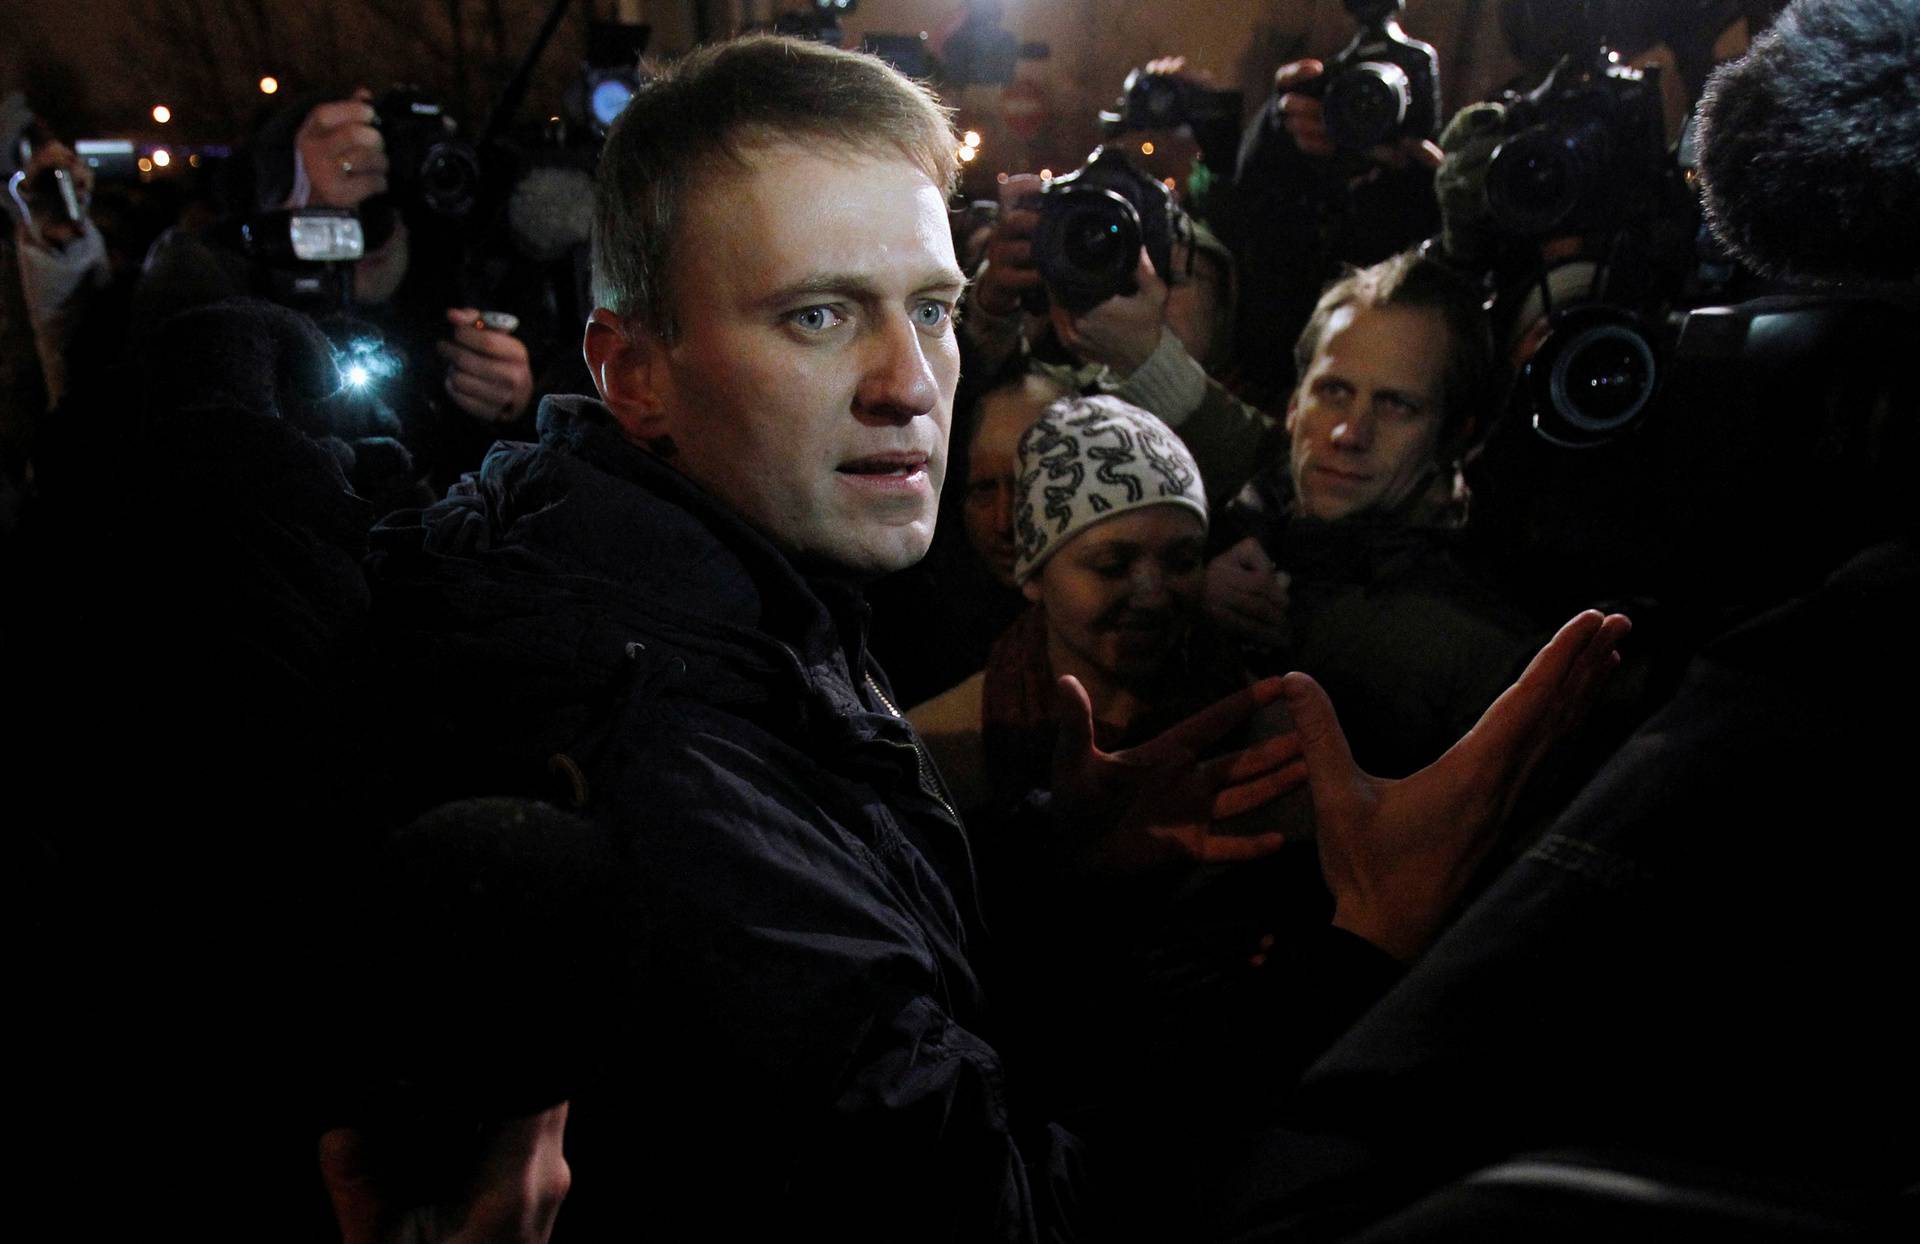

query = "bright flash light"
[
  {"left": 957, "top": 145, "right": 977, "bottom": 162},
  {"left": 1039, "top": 168, "right": 1053, "bottom": 180},
  {"left": 152, "top": 105, "right": 172, "bottom": 124},
  {"left": 963, "top": 130, "right": 981, "bottom": 149},
  {"left": 1163, "top": 177, "right": 1177, "bottom": 190},
  {"left": 1141, "top": 141, "right": 1156, "bottom": 155},
  {"left": 137, "top": 157, "right": 153, "bottom": 173},
  {"left": 152, "top": 149, "right": 171, "bottom": 168},
  {"left": 259, "top": 76, "right": 280, "bottom": 95},
  {"left": 335, "top": 336, "right": 400, "bottom": 395}
]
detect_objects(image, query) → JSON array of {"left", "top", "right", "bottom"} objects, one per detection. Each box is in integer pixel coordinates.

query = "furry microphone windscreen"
[
  {"left": 1697, "top": 0, "right": 1920, "bottom": 282},
  {"left": 508, "top": 165, "right": 598, "bottom": 263}
]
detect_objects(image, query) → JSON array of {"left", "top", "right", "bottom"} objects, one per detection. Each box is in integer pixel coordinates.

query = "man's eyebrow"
[{"left": 760, "top": 268, "right": 969, "bottom": 307}]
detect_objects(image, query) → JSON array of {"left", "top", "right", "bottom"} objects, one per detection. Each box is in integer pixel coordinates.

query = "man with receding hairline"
[{"left": 369, "top": 33, "right": 1625, "bottom": 1241}]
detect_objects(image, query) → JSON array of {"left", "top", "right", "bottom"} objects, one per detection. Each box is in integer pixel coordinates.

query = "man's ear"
[
  {"left": 583, "top": 308, "right": 672, "bottom": 444},
  {"left": 1282, "top": 388, "right": 1301, "bottom": 436}
]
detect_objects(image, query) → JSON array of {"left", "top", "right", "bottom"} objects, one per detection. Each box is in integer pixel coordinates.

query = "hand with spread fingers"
[
  {"left": 1049, "top": 674, "right": 1308, "bottom": 874},
  {"left": 1283, "top": 609, "right": 1632, "bottom": 961},
  {"left": 439, "top": 307, "right": 535, "bottom": 424},
  {"left": 320, "top": 1102, "right": 572, "bottom": 1244},
  {"left": 298, "top": 89, "right": 389, "bottom": 211}
]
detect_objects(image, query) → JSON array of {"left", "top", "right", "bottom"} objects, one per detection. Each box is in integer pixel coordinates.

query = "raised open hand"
[
  {"left": 1284, "top": 610, "right": 1631, "bottom": 960},
  {"left": 1049, "top": 674, "right": 1307, "bottom": 873}
]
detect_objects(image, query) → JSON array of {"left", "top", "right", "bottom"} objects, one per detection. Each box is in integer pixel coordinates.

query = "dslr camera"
[
  {"left": 1314, "top": 0, "right": 1441, "bottom": 151},
  {"left": 1483, "top": 52, "right": 1670, "bottom": 238},
  {"left": 1028, "top": 146, "right": 1189, "bottom": 314},
  {"left": 1099, "top": 66, "right": 1241, "bottom": 137},
  {"left": 374, "top": 88, "right": 483, "bottom": 219},
  {"left": 1467, "top": 41, "right": 1686, "bottom": 449}
]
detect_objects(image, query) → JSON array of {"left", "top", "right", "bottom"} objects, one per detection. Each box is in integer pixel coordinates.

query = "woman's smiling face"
[{"left": 1024, "top": 504, "right": 1208, "bottom": 689}]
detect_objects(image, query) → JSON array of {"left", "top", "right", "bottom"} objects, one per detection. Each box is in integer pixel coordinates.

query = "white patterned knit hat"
[{"left": 1012, "top": 394, "right": 1208, "bottom": 584}]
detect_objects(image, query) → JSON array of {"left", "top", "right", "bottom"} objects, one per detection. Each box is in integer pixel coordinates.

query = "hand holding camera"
[
  {"left": 1047, "top": 246, "right": 1169, "bottom": 376},
  {"left": 297, "top": 90, "right": 390, "bottom": 211},
  {"left": 1275, "top": 59, "right": 1442, "bottom": 171},
  {"left": 970, "top": 172, "right": 1046, "bottom": 320},
  {"left": 9, "top": 139, "right": 94, "bottom": 246}
]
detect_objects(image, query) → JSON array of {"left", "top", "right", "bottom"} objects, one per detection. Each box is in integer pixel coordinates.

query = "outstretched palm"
[
  {"left": 1284, "top": 610, "right": 1632, "bottom": 961},
  {"left": 1049, "top": 674, "right": 1309, "bottom": 873}
]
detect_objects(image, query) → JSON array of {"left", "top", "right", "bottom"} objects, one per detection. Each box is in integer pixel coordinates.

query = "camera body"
[
  {"left": 374, "top": 88, "right": 483, "bottom": 219},
  {"left": 1100, "top": 66, "right": 1241, "bottom": 137},
  {"left": 1317, "top": 0, "right": 1441, "bottom": 151},
  {"left": 1029, "top": 146, "right": 1186, "bottom": 314},
  {"left": 1483, "top": 54, "right": 1670, "bottom": 239}
]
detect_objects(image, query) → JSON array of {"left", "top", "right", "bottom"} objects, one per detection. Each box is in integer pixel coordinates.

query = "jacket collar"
[{"left": 524, "top": 395, "right": 879, "bottom": 728}]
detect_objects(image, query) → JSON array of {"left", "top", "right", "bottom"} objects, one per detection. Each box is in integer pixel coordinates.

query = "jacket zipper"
[{"left": 863, "top": 670, "right": 961, "bottom": 827}]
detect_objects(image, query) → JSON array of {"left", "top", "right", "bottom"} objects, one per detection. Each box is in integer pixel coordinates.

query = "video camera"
[
  {"left": 1027, "top": 147, "right": 1190, "bottom": 315},
  {"left": 1312, "top": 0, "right": 1441, "bottom": 152},
  {"left": 1452, "top": 27, "right": 1692, "bottom": 450}
]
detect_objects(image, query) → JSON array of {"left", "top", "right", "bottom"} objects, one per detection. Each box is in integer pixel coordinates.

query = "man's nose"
[
  {"left": 855, "top": 312, "right": 939, "bottom": 423},
  {"left": 1329, "top": 406, "right": 1375, "bottom": 451}
]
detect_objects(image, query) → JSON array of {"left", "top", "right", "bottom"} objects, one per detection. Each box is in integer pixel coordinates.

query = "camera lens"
[
  {"left": 419, "top": 142, "right": 481, "bottom": 217},
  {"left": 1530, "top": 314, "right": 1658, "bottom": 446},
  {"left": 1487, "top": 118, "right": 1612, "bottom": 236},
  {"left": 1035, "top": 186, "right": 1143, "bottom": 313},
  {"left": 1323, "top": 61, "right": 1411, "bottom": 151},
  {"left": 1064, "top": 211, "right": 1130, "bottom": 271}
]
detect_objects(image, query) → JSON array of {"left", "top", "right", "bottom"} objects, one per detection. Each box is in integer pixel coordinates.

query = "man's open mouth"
[{"left": 838, "top": 453, "right": 928, "bottom": 478}]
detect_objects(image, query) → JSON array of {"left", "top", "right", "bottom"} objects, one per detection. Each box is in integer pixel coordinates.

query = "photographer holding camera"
[
  {"left": 1224, "top": 1, "right": 1445, "bottom": 402},
  {"left": 964, "top": 160, "right": 1275, "bottom": 514},
  {"left": 132, "top": 87, "right": 535, "bottom": 493},
  {"left": 2, "top": 92, "right": 111, "bottom": 507}
]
